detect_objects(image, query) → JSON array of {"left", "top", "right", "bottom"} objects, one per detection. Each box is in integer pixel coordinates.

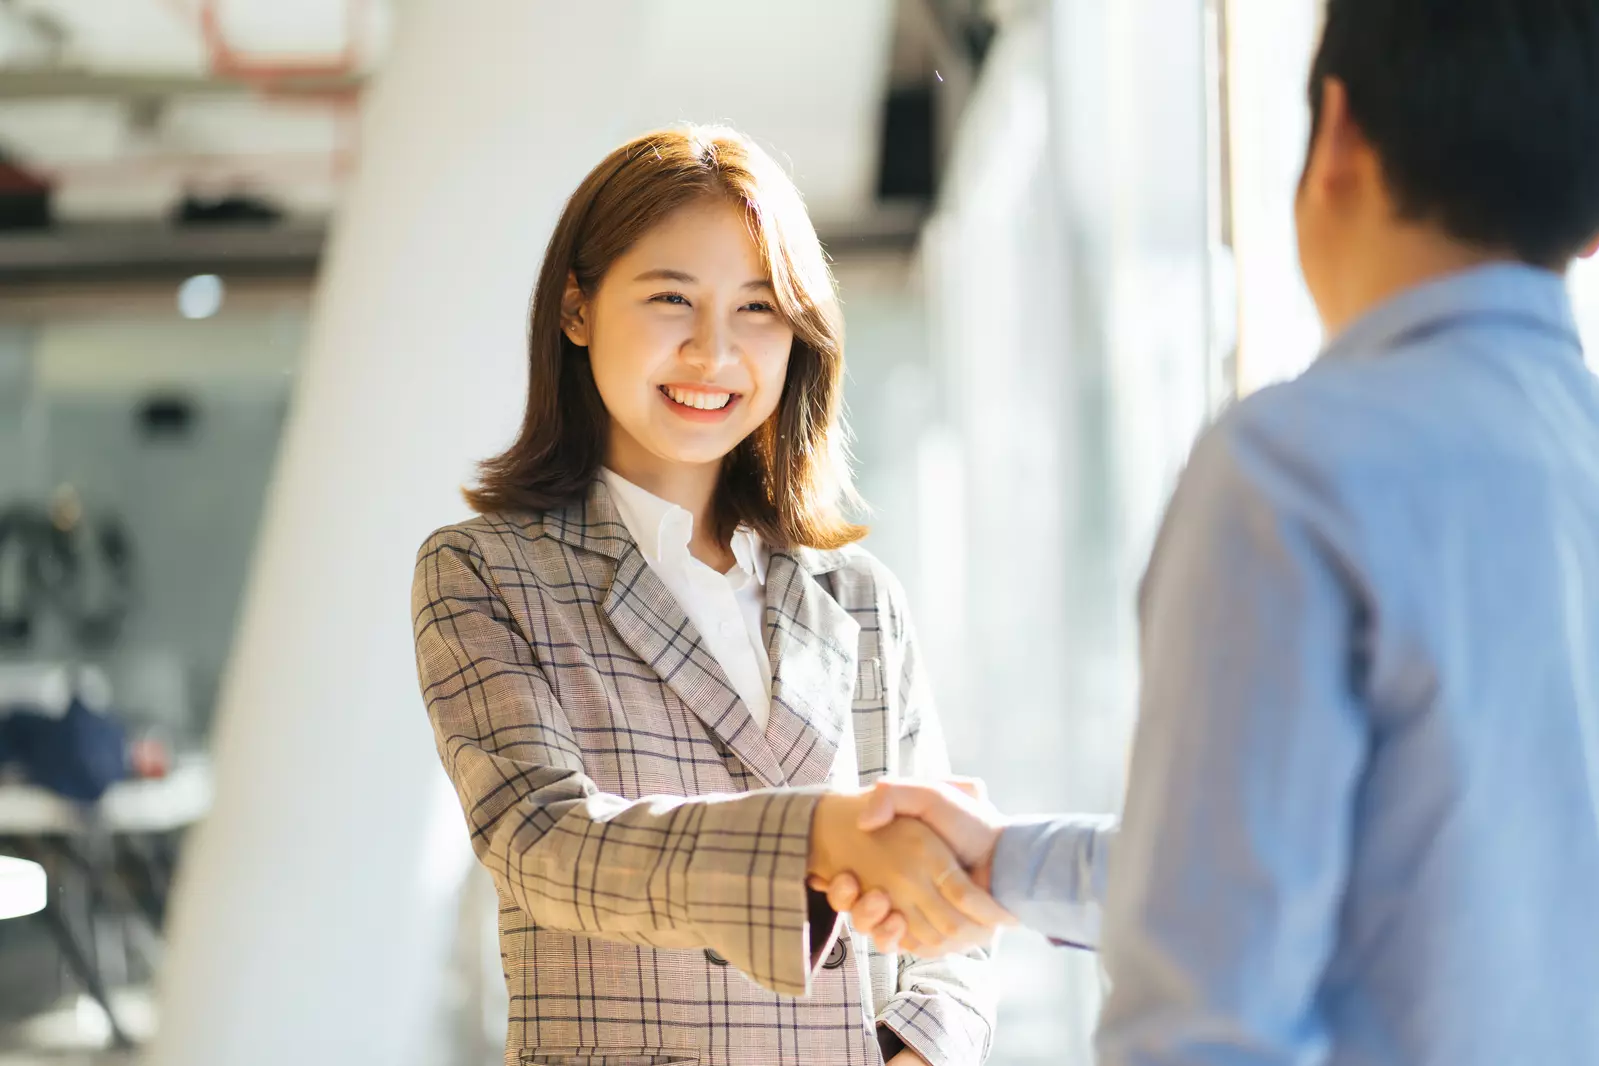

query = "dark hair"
[
  {"left": 1308, "top": 0, "right": 1599, "bottom": 267},
  {"left": 466, "top": 125, "right": 865, "bottom": 551}
]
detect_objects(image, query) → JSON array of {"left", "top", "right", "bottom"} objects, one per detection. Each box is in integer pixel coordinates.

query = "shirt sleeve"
[
  {"left": 988, "top": 815, "right": 1118, "bottom": 950},
  {"left": 1095, "top": 417, "right": 1369, "bottom": 1066}
]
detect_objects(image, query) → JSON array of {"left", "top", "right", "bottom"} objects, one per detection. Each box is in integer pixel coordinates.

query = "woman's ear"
[{"left": 562, "top": 272, "right": 591, "bottom": 347}]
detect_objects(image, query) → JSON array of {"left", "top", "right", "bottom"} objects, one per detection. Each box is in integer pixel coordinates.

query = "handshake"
[{"left": 806, "top": 778, "right": 1018, "bottom": 958}]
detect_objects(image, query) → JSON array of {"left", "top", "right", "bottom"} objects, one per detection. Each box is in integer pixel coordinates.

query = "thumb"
[
  {"left": 944, "top": 776, "right": 987, "bottom": 802},
  {"left": 857, "top": 782, "right": 899, "bottom": 831},
  {"left": 858, "top": 779, "right": 937, "bottom": 831}
]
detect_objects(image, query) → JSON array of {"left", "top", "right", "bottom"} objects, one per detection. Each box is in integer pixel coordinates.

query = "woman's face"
[{"left": 570, "top": 197, "right": 795, "bottom": 477}]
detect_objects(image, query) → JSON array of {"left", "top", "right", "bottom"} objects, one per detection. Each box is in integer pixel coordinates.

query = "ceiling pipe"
[{"left": 195, "top": 0, "right": 371, "bottom": 90}]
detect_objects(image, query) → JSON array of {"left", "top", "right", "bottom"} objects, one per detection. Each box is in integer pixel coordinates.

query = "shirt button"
[
  {"left": 704, "top": 949, "right": 729, "bottom": 966},
  {"left": 822, "top": 939, "right": 848, "bottom": 970}
]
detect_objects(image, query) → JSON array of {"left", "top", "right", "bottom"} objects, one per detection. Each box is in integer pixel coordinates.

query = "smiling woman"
[
  {"left": 411, "top": 126, "right": 1001, "bottom": 1066},
  {"left": 467, "top": 126, "right": 860, "bottom": 553},
  {"left": 568, "top": 198, "right": 798, "bottom": 490}
]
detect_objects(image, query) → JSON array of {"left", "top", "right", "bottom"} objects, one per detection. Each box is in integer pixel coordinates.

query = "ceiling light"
[{"left": 177, "top": 274, "right": 225, "bottom": 319}]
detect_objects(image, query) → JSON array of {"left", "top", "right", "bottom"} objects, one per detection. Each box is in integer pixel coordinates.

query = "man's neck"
[{"left": 1320, "top": 232, "right": 1519, "bottom": 338}]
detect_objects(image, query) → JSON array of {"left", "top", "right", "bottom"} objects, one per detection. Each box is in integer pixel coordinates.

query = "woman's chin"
[{"left": 644, "top": 431, "right": 748, "bottom": 468}]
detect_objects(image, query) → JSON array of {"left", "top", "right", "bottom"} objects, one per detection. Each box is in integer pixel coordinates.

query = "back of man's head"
[{"left": 1310, "top": 0, "right": 1599, "bottom": 268}]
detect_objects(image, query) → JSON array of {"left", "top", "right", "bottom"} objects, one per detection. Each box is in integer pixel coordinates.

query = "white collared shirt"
[{"left": 599, "top": 469, "right": 773, "bottom": 732}]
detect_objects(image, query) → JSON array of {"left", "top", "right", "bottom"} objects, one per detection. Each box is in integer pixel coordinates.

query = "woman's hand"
[
  {"left": 886, "top": 1050, "right": 932, "bottom": 1066},
  {"left": 809, "top": 791, "right": 1010, "bottom": 951},
  {"left": 810, "top": 778, "right": 1015, "bottom": 957}
]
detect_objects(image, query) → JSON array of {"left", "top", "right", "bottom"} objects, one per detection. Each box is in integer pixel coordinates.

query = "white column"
[
  {"left": 151, "top": 4, "right": 639, "bottom": 1064},
  {"left": 1225, "top": 0, "right": 1325, "bottom": 392}
]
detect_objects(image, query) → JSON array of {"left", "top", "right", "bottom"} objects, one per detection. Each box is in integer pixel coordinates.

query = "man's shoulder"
[{"left": 1205, "top": 352, "right": 1470, "bottom": 489}]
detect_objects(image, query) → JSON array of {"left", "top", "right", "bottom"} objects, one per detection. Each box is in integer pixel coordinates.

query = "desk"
[
  {"left": 0, "top": 756, "right": 212, "bottom": 1048},
  {"left": 0, "top": 855, "right": 45, "bottom": 920},
  {"left": 0, "top": 758, "right": 212, "bottom": 837}
]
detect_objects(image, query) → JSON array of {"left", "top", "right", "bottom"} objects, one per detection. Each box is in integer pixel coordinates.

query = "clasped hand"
[{"left": 808, "top": 778, "right": 1016, "bottom": 958}]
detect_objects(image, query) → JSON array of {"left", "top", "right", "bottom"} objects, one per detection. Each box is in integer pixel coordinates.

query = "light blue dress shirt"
[{"left": 990, "top": 264, "right": 1599, "bottom": 1065}]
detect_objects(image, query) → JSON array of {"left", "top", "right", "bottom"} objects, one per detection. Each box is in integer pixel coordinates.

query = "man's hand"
[
  {"left": 864, "top": 777, "right": 1008, "bottom": 883},
  {"left": 809, "top": 790, "right": 1010, "bottom": 953},
  {"left": 811, "top": 779, "right": 1014, "bottom": 956}
]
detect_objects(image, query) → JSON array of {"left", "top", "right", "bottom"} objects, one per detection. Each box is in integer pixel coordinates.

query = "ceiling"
[
  {"left": 0, "top": 0, "right": 384, "bottom": 220},
  {"left": 0, "top": 0, "right": 916, "bottom": 232}
]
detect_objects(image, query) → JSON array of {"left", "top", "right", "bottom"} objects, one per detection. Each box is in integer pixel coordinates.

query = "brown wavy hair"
[{"left": 465, "top": 125, "right": 865, "bottom": 552}]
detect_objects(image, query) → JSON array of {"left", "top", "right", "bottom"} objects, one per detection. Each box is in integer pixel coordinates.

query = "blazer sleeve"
[
  {"left": 413, "top": 526, "right": 829, "bottom": 998},
  {"left": 875, "top": 593, "right": 999, "bottom": 1066}
]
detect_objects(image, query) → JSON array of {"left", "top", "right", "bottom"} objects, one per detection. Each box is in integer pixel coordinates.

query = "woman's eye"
[
  {"left": 651, "top": 293, "right": 690, "bottom": 306},
  {"left": 742, "top": 301, "right": 778, "bottom": 314}
]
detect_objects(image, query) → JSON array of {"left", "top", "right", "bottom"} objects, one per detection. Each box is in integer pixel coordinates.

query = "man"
[{"left": 822, "top": 1, "right": 1599, "bottom": 1062}]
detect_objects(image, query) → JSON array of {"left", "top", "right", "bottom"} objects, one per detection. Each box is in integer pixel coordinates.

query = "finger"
[
  {"left": 858, "top": 779, "right": 941, "bottom": 831},
  {"left": 870, "top": 912, "right": 908, "bottom": 954},
  {"left": 944, "top": 776, "right": 987, "bottom": 801},
  {"left": 877, "top": 912, "right": 908, "bottom": 949},
  {"left": 851, "top": 889, "right": 893, "bottom": 932},
  {"left": 898, "top": 900, "right": 945, "bottom": 949},
  {"left": 935, "top": 866, "right": 1017, "bottom": 928},
  {"left": 911, "top": 878, "right": 973, "bottom": 942},
  {"left": 856, "top": 782, "right": 900, "bottom": 831},
  {"left": 824, "top": 873, "right": 863, "bottom": 913},
  {"left": 806, "top": 874, "right": 830, "bottom": 893}
]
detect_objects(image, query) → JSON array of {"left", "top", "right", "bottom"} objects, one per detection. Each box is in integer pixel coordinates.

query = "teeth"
[{"left": 664, "top": 386, "right": 733, "bottom": 411}]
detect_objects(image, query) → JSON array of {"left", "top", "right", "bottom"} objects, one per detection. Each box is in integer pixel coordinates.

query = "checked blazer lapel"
[
  {"left": 547, "top": 482, "right": 789, "bottom": 789},
  {"left": 761, "top": 550, "right": 860, "bottom": 789}
]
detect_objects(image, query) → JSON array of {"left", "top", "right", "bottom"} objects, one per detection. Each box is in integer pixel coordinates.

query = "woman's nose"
[{"left": 683, "top": 313, "right": 737, "bottom": 370}]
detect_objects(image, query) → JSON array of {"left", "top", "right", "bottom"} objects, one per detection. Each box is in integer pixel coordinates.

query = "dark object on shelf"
[
  {"left": 878, "top": 86, "right": 937, "bottom": 202},
  {"left": 138, "top": 394, "right": 199, "bottom": 441},
  {"left": 0, "top": 149, "right": 53, "bottom": 231},
  {"left": 172, "top": 191, "right": 283, "bottom": 226},
  {"left": 962, "top": 15, "right": 997, "bottom": 67}
]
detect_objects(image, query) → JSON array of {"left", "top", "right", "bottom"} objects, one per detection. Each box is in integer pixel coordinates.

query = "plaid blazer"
[{"left": 412, "top": 481, "right": 994, "bottom": 1066}]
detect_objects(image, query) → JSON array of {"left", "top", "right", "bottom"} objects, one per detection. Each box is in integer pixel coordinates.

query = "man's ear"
[{"left": 1301, "top": 77, "right": 1372, "bottom": 215}]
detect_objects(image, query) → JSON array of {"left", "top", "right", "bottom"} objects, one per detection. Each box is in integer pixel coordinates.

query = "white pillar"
[
  {"left": 1225, "top": 0, "right": 1324, "bottom": 392},
  {"left": 151, "top": 4, "right": 639, "bottom": 1064}
]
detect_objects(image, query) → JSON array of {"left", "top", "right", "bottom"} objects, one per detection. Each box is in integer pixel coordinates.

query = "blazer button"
[
  {"left": 704, "top": 949, "right": 729, "bottom": 966},
  {"left": 822, "top": 939, "right": 848, "bottom": 970}
]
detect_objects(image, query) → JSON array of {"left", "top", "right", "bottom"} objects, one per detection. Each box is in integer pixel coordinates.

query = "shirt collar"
[
  {"left": 730, "top": 525, "right": 768, "bottom": 586},
  {"left": 599, "top": 468, "right": 767, "bottom": 585},
  {"left": 1319, "top": 262, "right": 1582, "bottom": 365}
]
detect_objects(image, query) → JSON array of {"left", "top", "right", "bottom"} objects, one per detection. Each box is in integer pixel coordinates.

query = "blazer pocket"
[
  {"left": 853, "top": 656, "right": 883, "bottom": 704},
  {"left": 520, "top": 1052, "right": 699, "bottom": 1066}
]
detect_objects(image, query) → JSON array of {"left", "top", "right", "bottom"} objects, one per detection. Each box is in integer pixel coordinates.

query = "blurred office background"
[{"left": 0, "top": 1, "right": 1595, "bottom": 1064}]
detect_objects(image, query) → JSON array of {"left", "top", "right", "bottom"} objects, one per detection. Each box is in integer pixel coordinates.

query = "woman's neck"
[{"left": 605, "top": 444, "right": 732, "bottom": 571}]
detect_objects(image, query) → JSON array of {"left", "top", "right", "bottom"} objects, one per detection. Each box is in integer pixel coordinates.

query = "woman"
[{"left": 412, "top": 126, "right": 995, "bottom": 1066}]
